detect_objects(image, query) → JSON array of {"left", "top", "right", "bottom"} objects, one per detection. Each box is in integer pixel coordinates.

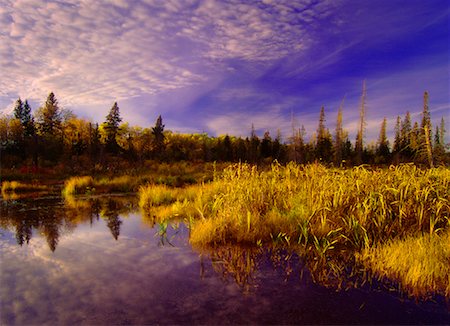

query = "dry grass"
[
  {"left": 1, "top": 181, "right": 48, "bottom": 194},
  {"left": 357, "top": 231, "right": 450, "bottom": 297},
  {"left": 185, "top": 163, "right": 449, "bottom": 249}
]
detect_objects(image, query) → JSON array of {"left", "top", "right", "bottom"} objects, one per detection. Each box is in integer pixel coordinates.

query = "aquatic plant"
[
  {"left": 357, "top": 231, "right": 450, "bottom": 297},
  {"left": 184, "top": 163, "right": 449, "bottom": 248},
  {"left": 61, "top": 176, "right": 95, "bottom": 196},
  {"left": 1, "top": 181, "right": 48, "bottom": 194}
]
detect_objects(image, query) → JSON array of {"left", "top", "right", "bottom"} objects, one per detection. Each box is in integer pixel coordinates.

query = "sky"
[{"left": 1, "top": 0, "right": 449, "bottom": 143}]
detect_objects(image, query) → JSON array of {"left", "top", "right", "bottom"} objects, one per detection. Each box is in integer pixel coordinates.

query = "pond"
[{"left": 1, "top": 195, "right": 448, "bottom": 325}]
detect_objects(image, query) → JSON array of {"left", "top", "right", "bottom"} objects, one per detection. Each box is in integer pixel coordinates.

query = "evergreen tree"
[
  {"left": 36, "top": 92, "right": 62, "bottom": 135},
  {"left": 272, "top": 129, "right": 282, "bottom": 161},
  {"left": 316, "top": 106, "right": 332, "bottom": 162},
  {"left": 152, "top": 115, "right": 165, "bottom": 158},
  {"left": 260, "top": 131, "right": 272, "bottom": 159},
  {"left": 419, "top": 91, "right": 433, "bottom": 167},
  {"left": 400, "top": 111, "right": 413, "bottom": 160},
  {"left": 249, "top": 124, "right": 260, "bottom": 163},
  {"left": 376, "top": 117, "right": 390, "bottom": 163},
  {"left": 334, "top": 101, "right": 344, "bottom": 165},
  {"left": 355, "top": 80, "right": 366, "bottom": 164},
  {"left": 13, "top": 98, "right": 24, "bottom": 121},
  {"left": 223, "top": 135, "right": 233, "bottom": 161},
  {"left": 104, "top": 102, "right": 122, "bottom": 153},
  {"left": 393, "top": 116, "right": 401, "bottom": 154},
  {"left": 22, "top": 100, "right": 35, "bottom": 138},
  {"left": 433, "top": 117, "right": 446, "bottom": 164}
]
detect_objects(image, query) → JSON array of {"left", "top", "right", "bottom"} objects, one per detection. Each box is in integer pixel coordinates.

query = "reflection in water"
[
  {"left": 1, "top": 196, "right": 448, "bottom": 325},
  {"left": 0, "top": 195, "right": 137, "bottom": 251},
  {"left": 101, "top": 199, "right": 123, "bottom": 240}
]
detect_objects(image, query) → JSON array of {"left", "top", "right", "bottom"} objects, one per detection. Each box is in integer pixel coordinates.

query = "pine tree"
[
  {"left": 355, "top": 80, "right": 366, "bottom": 164},
  {"left": 400, "top": 111, "right": 412, "bottom": 160},
  {"left": 393, "top": 116, "right": 401, "bottom": 154},
  {"left": 22, "top": 100, "right": 35, "bottom": 138},
  {"left": 13, "top": 98, "right": 24, "bottom": 121},
  {"left": 334, "top": 99, "right": 344, "bottom": 165},
  {"left": 152, "top": 115, "right": 165, "bottom": 157},
  {"left": 36, "top": 92, "right": 62, "bottom": 135},
  {"left": 260, "top": 131, "right": 272, "bottom": 159},
  {"left": 104, "top": 102, "right": 122, "bottom": 153},
  {"left": 376, "top": 117, "right": 390, "bottom": 163},
  {"left": 420, "top": 91, "right": 433, "bottom": 167},
  {"left": 316, "top": 106, "right": 332, "bottom": 162}
]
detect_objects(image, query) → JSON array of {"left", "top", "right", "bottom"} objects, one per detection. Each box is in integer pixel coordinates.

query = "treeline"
[{"left": 0, "top": 90, "right": 448, "bottom": 173}]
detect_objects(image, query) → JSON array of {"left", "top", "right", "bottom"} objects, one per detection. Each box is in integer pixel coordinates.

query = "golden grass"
[
  {"left": 1, "top": 181, "right": 48, "bottom": 194},
  {"left": 61, "top": 176, "right": 95, "bottom": 196},
  {"left": 357, "top": 231, "right": 450, "bottom": 297},
  {"left": 184, "top": 163, "right": 449, "bottom": 248}
]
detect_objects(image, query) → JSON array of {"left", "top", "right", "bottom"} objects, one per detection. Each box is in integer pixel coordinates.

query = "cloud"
[{"left": 0, "top": 0, "right": 341, "bottom": 114}]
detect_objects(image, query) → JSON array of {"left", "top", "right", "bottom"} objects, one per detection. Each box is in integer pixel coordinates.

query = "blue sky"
[{"left": 0, "top": 0, "right": 448, "bottom": 143}]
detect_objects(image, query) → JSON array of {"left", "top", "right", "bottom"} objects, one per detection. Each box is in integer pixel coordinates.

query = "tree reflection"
[
  {"left": 1, "top": 196, "right": 136, "bottom": 250},
  {"left": 101, "top": 199, "right": 123, "bottom": 240}
]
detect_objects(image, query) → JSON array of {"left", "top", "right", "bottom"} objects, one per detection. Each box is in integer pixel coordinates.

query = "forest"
[{"left": 0, "top": 90, "right": 448, "bottom": 175}]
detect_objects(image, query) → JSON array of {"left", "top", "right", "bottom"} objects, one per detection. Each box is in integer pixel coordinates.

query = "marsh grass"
[
  {"left": 184, "top": 163, "right": 449, "bottom": 249},
  {"left": 62, "top": 176, "right": 95, "bottom": 196},
  {"left": 138, "top": 162, "right": 449, "bottom": 297},
  {"left": 1, "top": 181, "right": 48, "bottom": 194},
  {"left": 357, "top": 231, "right": 450, "bottom": 297}
]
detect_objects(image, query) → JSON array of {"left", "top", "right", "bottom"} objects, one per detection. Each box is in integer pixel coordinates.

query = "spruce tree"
[
  {"left": 355, "top": 80, "right": 366, "bottom": 164},
  {"left": 420, "top": 91, "right": 433, "bottom": 167},
  {"left": 36, "top": 92, "right": 62, "bottom": 135},
  {"left": 376, "top": 117, "right": 390, "bottom": 163},
  {"left": 152, "top": 115, "right": 165, "bottom": 157},
  {"left": 334, "top": 100, "right": 344, "bottom": 165},
  {"left": 316, "top": 106, "right": 332, "bottom": 162},
  {"left": 104, "top": 102, "right": 122, "bottom": 153}
]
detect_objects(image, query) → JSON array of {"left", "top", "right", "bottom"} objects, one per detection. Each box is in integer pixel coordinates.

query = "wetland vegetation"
[{"left": 1, "top": 90, "right": 449, "bottom": 324}]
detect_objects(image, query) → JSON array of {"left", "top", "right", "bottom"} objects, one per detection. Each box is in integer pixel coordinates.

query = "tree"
[
  {"left": 260, "top": 131, "right": 272, "bottom": 159},
  {"left": 152, "top": 115, "right": 165, "bottom": 158},
  {"left": 433, "top": 117, "right": 447, "bottom": 164},
  {"left": 334, "top": 99, "right": 345, "bottom": 165},
  {"left": 315, "top": 106, "right": 332, "bottom": 162},
  {"left": 104, "top": 102, "right": 122, "bottom": 153},
  {"left": 419, "top": 91, "right": 433, "bottom": 167},
  {"left": 13, "top": 98, "right": 24, "bottom": 121},
  {"left": 376, "top": 117, "right": 390, "bottom": 163},
  {"left": 355, "top": 80, "right": 366, "bottom": 164},
  {"left": 249, "top": 124, "right": 260, "bottom": 163},
  {"left": 36, "top": 92, "right": 62, "bottom": 135},
  {"left": 22, "top": 100, "right": 35, "bottom": 138}
]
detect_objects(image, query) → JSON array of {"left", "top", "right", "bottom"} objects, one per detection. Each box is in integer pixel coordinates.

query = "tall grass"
[
  {"left": 184, "top": 163, "right": 449, "bottom": 248},
  {"left": 166, "top": 162, "right": 449, "bottom": 297},
  {"left": 1, "top": 181, "right": 48, "bottom": 194},
  {"left": 61, "top": 176, "right": 95, "bottom": 196},
  {"left": 357, "top": 231, "right": 450, "bottom": 297}
]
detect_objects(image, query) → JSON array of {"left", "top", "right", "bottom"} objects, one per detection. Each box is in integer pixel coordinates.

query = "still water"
[{"left": 1, "top": 195, "right": 448, "bottom": 325}]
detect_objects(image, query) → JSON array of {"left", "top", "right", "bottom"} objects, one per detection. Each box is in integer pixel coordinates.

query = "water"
[{"left": 1, "top": 195, "right": 448, "bottom": 325}]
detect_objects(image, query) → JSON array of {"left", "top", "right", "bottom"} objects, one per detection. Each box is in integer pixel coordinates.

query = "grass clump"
[
  {"left": 139, "top": 184, "right": 178, "bottom": 209},
  {"left": 185, "top": 163, "right": 450, "bottom": 248},
  {"left": 62, "top": 176, "right": 95, "bottom": 196},
  {"left": 357, "top": 231, "right": 450, "bottom": 297},
  {"left": 1, "top": 181, "right": 48, "bottom": 194}
]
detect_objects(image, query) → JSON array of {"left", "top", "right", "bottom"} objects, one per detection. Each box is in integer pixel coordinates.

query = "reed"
[
  {"left": 183, "top": 163, "right": 449, "bottom": 248},
  {"left": 357, "top": 231, "right": 450, "bottom": 297},
  {"left": 1, "top": 181, "right": 48, "bottom": 194},
  {"left": 61, "top": 176, "right": 95, "bottom": 196}
]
